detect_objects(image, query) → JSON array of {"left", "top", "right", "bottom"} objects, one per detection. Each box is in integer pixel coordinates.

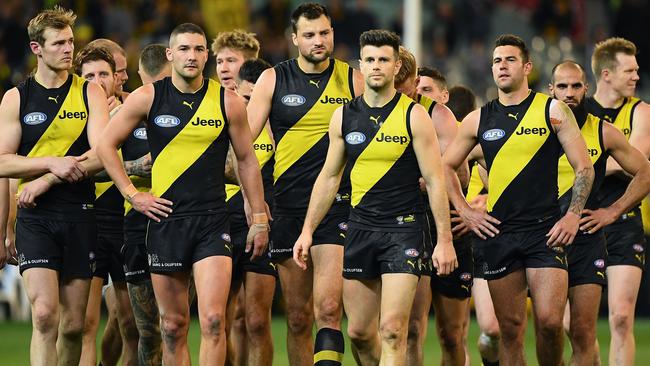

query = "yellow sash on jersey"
[
  {"left": 225, "top": 126, "right": 274, "bottom": 201},
  {"left": 557, "top": 114, "right": 602, "bottom": 197}
]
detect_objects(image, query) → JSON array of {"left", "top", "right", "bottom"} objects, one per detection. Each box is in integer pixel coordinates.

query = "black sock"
[
  {"left": 481, "top": 358, "right": 499, "bottom": 366},
  {"left": 314, "top": 327, "right": 344, "bottom": 365}
]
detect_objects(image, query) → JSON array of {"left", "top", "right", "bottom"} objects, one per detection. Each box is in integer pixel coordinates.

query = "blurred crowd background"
[{"left": 1, "top": 0, "right": 649, "bottom": 105}]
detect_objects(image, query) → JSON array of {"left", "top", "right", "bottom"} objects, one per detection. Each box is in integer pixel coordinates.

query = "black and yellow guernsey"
[
  {"left": 586, "top": 96, "right": 642, "bottom": 228},
  {"left": 95, "top": 151, "right": 124, "bottom": 228},
  {"left": 269, "top": 58, "right": 354, "bottom": 216},
  {"left": 147, "top": 77, "right": 229, "bottom": 217},
  {"left": 557, "top": 105, "right": 608, "bottom": 236},
  {"left": 122, "top": 122, "right": 150, "bottom": 232},
  {"left": 342, "top": 92, "right": 424, "bottom": 231},
  {"left": 478, "top": 91, "right": 561, "bottom": 232},
  {"left": 17, "top": 74, "right": 94, "bottom": 221}
]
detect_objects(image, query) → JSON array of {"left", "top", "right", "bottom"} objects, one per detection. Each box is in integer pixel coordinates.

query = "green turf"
[{"left": 1, "top": 317, "right": 650, "bottom": 364}]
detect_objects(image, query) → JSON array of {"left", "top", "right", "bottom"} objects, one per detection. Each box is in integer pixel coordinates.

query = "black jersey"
[{"left": 16, "top": 74, "right": 94, "bottom": 221}]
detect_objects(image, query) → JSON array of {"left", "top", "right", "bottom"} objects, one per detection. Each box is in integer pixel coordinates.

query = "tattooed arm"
[
  {"left": 546, "top": 99, "right": 594, "bottom": 246},
  {"left": 224, "top": 145, "right": 238, "bottom": 185},
  {"left": 94, "top": 153, "right": 152, "bottom": 182}
]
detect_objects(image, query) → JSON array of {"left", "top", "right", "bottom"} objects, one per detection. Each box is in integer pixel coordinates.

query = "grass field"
[{"left": 1, "top": 317, "right": 650, "bottom": 365}]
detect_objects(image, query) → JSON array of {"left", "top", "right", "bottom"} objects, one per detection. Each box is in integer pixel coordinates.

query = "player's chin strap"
[{"left": 246, "top": 213, "right": 270, "bottom": 244}]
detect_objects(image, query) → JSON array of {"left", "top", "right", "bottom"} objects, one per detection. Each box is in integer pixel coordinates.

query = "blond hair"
[
  {"left": 211, "top": 29, "right": 260, "bottom": 59},
  {"left": 87, "top": 38, "right": 126, "bottom": 57},
  {"left": 395, "top": 46, "right": 417, "bottom": 86},
  {"left": 28, "top": 6, "right": 76, "bottom": 45},
  {"left": 591, "top": 37, "right": 636, "bottom": 80}
]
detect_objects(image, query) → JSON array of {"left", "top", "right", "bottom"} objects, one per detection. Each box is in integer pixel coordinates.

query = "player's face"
[
  {"left": 168, "top": 32, "right": 208, "bottom": 80},
  {"left": 81, "top": 60, "right": 117, "bottom": 98},
  {"left": 32, "top": 26, "right": 74, "bottom": 71},
  {"left": 549, "top": 66, "right": 587, "bottom": 109},
  {"left": 236, "top": 80, "right": 255, "bottom": 105},
  {"left": 112, "top": 52, "right": 128, "bottom": 94},
  {"left": 216, "top": 48, "right": 246, "bottom": 90},
  {"left": 492, "top": 45, "right": 531, "bottom": 93},
  {"left": 417, "top": 76, "right": 448, "bottom": 103},
  {"left": 292, "top": 15, "right": 334, "bottom": 64},
  {"left": 607, "top": 53, "right": 639, "bottom": 98},
  {"left": 360, "top": 45, "right": 401, "bottom": 91}
]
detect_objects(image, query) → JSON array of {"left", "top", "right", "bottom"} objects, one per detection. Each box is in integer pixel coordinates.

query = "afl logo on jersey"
[
  {"left": 281, "top": 94, "right": 306, "bottom": 107},
  {"left": 133, "top": 127, "right": 147, "bottom": 140},
  {"left": 23, "top": 112, "right": 47, "bottom": 125},
  {"left": 482, "top": 128, "right": 505, "bottom": 141},
  {"left": 345, "top": 132, "right": 366, "bottom": 145},
  {"left": 154, "top": 115, "right": 180, "bottom": 128}
]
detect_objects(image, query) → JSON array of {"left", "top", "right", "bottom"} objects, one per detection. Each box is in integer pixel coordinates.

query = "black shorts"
[
  {"left": 270, "top": 212, "right": 347, "bottom": 260},
  {"left": 146, "top": 214, "right": 231, "bottom": 273},
  {"left": 123, "top": 226, "right": 149, "bottom": 284},
  {"left": 476, "top": 225, "right": 568, "bottom": 281},
  {"left": 473, "top": 236, "right": 486, "bottom": 279},
  {"left": 15, "top": 217, "right": 97, "bottom": 278},
  {"left": 343, "top": 226, "right": 425, "bottom": 279},
  {"left": 567, "top": 232, "right": 607, "bottom": 287},
  {"left": 94, "top": 225, "right": 126, "bottom": 282},
  {"left": 231, "top": 226, "right": 277, "bottom": 288},
  {"left": 430, "top": 234, "right": 474, "bottom": 299},
  {"left": 604, "top": 216, "right": 646, "bottom": 269}
]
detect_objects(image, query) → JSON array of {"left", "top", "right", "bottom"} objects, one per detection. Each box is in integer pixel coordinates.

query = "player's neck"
[
  {"left": 593, "top": 85, "right": 625, "bottom": 109},
  {"left": 297, "top": 56, "right": 330, "bottom": 74},
  {"left": 498, "top": 84, "right": 530, "bottom": 106},
  {"left": 171, "top": 73, "right": 204, "bottom": 93},
  {"left": 34, "top": 65, "right": 68, "bottom": 89},
  {"left": 363, "top": 86, "right": 396, "bottom": 108}
]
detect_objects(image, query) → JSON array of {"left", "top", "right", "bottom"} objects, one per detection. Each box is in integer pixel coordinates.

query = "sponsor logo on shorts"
[
  {"left": 459, "top": 272, "right": 472, "bottom": 281},
  {"left": 461, "top": 284, "right": 471, "bottom": 293},
  {"left": 154, "top": 115, "right": 181, "bottom": 128},
  {"left": 221, "top": 233, "right": 231, "bottom": 243},
  {"left": 482, "top": 128, "right": 505, "bottom": 141},
  {"left": 633, "top": 244, "right": 644, "bottom": 253},
  {"left": 345, "top": 132, "right": 366, "bottom": 145},
  {"left": 344, "top": 268, "right": 362, "bottom": 273},
  {"left": 396, "top": 214, "right": 416, "bottom": 225},
  {"left": 89, "top": 251, "right": 95, "bottom": 260},
  {"left": 133, "top": 127, "right": 147, "bottom": 139},
  {"left": 596, "top": 271, "right": 605, "bottom": 279},
  {"left": 23, "top": 112, "right": 48, "bottom": 125},
  {"left": 551, "top": 246, "right": 564, "bottom": 254},
  {"left": 594, "top": 259, "right": 605, "bottom": 268},
  {"left": 281, "top": 94, "right": 306, "bottom": 107},
  {"left": 81, "top": 203, "right": 94, "bottom": 210},
  {"left": 335, "top": 193, "right": 350, "bottom": 202},
  {"left": 405, "top": 248, "right": 419, "bottom": 258},
  {"left": 484, "top": 266, "right": 507, "bottom": 275},
  {"left": 406, "top": 259, "right": 418, "bottom": 269},
  {"left": 338, "top": 222, "right": 348, "bottom": 231},
  {"left": 148, "top": 254, "right": 159, "bottom": 266},
  {"left": 17, "top": 253, "right": 26, "bottom": 266}
]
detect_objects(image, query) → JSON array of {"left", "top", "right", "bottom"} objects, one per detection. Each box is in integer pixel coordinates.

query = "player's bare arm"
[
  {"left": 351, "top": 68, "right": 365, "bottom": 96},
  {"left": 246, "top": 67, "right": 276, "bottom": 140},
  {"left": 442, "top": 108, "right": 500, "bottom": 239},
  {"left": 96, "top": 84, "right": 173, "bottom": 222},
  {"left": 432, "top": 103, "right": 470, "bottom": 188},
  {"left": 546, "top": 99, "right": 594, "bottom": 246},
  {"left": 581, "top": 122, "right": 650, "bottom": 233},
  {"left": 225, "top": 88, "right": 269, "bottom": 259},
  {"left": 605, "top": 101, "right": 650, "bottom": 177},
  {"left": 411, "top": 103, "right": 457, "bottom": 275},
  {"left": 293, "top": 107, "right": 346, "bottom": 270}
]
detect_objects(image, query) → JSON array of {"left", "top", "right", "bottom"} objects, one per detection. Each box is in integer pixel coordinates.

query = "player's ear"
[{"left": 394, "top": 58, "right": 402, "bottom": 76}]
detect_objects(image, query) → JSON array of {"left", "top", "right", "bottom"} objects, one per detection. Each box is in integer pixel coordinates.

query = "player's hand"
[
  {"left": 458, "top": 206, "right": 500, "bottom": 239},
  {"left": 107, "top": 95, "right": 121, "bottom": 113},
  {"left": 17, "top": 177, "right": 52, "bottom": 208},
  {"left": 579, "top": 208, "right": 617, "bottom": 234},
  {"left": 432, "top": 239, "right": 458, "bottom": 276},
  {"left": 546, "top": 212, "right": 580, "bottom": 246},
  {"left": 130, "top": 192, "right": 173, "bottom": 222},
  {"left": 293, "top": 232, "right": 313, "bottom": 270},
  {"left": 245, "top": 223, "right": 269, "bottom": 260},
  {"left": 48, "top": 156, "right": 88, "bottom": 183},
  {"left": 5, "top": 233, "right": 17, "bottom": 266},
  {"left": 244, "top": 198, "right": 272, "bottom": 227},
  {"left": 451, "top": 210, "right": 471, "bottom": 239}
]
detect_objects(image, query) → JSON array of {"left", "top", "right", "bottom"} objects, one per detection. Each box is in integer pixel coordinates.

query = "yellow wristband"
[{"left": 252, "top": 212, "right": 268, "bottom": 224}]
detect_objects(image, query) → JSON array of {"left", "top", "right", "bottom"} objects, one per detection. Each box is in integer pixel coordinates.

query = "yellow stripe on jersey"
[
  {"left": 558, "top": 113, "right": 601, "bottom": 197},
  {"left": 274, "top": 60, "right": 352, "bottom": 183},
  {"left": 225, "top": 127, "right": 274, "bottom": 201},
  {"left": 642, "top": 197, "right": 650, "bottom": 235},
  {"left": 609, "top": 97, "right": 639, "bottom": 139},
  {"left": 313, "top": 350, "right": 343, "bottom": 363},
  {"left": 417, "top": 94, "right": 435, "bottom": 115},
  {"left": 351, "top": 94, "right": 412, "bottom": 207},
  {"left": 466, "top": 163, "right": 484, "bottom": 201},
  {"left": 487, "top": 93, "right": 550, "bottom": 211},
  {"left": 151, "top": 80, "right": 225, "bottom": 198},
  {"left": 19, "top": 75, "right": 87, "bottom": 192},
  {"left": 96, "top": 149, "right": 123, "bottom": 199}
]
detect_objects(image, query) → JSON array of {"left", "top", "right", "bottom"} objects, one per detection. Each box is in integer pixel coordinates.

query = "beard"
[{"left": 302, "top": 49, "right": 331, "bottom": 64}]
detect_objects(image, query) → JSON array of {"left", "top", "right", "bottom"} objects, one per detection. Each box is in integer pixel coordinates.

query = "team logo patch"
[
  {"left": 221, "top": 233, "right": 231, "bottom": 243},
  {"left": 633, "top": 244, "right": 644, "bottom": 253},
  {"left": 460, "top": 272, "right": 472, "bottom": 281},
  {"left": 345, "top": 132, "right": 366, "bottom": 145},
  {"left": 594, "top": 259, "right": 605, "bottom": 268},
  {"left": 148, "top": 254, "right": 159, "bottom": 266},
  {"left": 482, "top": 128, "right": 506, "bottom": 141},
  {"left": 405, "top": 249, "right": 419, "bottom": 258},
  {"left": 23, "top": 112, "right": 47, "bottom": 125},
  {"left": 133, "top": 127, "right": 147, "bottom": 139},
  {"left": 281, "top": 94, "right": 306, "bottom": 106},
  {"left": 154, "top": 115, "right": 181, "bottom": 127},
  {"left": 338, "top": 222, "right": 348, "bottom": 231}
]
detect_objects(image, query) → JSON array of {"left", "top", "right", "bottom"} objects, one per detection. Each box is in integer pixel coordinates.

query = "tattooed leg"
[{"left": 128, "top": 281, "right": 162, "bottom": 366}]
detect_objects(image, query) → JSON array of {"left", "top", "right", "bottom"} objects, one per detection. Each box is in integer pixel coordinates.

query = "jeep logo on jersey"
[
  {"left": 58, "top": 110, "right": 87, "bottom": 120},
  {"left": 154, "top": 115, "right": 180, "bottom": 127},
  {"left": 23, "top": 112, "right": 47, "bottom": 125},
  {"left": 281, "top": 94, "right": 306, "bottom": 106},
  {"left": 254, "top": 143, "right": 273, "bottom": 152},
  {"left": 376, "top": 132, "right": 408, "bottom": 144},
  {"left": 320, "top": 95, "right": 350, "bottom": 104},
  {"left": 515, "top": 126, "right": 547, "bottom": 136},
  {"left": 345, "top": 132, "right": 366, "bottom": 145},
  {"left": 587, "top": 148, "right": 599, "bottom": 157},
  {"left": 192, "top": 117, "right": 223, "bottom": 128},
  {"left": 482, "top": 128, "right": 505, "bottom": 141},
  {"left": 133, "top": 127, "right": 147, "bottom": 140}
]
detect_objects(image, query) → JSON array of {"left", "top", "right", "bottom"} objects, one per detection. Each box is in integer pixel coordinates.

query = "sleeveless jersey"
[
  {"left": 478, "top": 91, "right": 560, "bottom": 232},
  {"left": 342, "top": 92, "right": 423, "bottom": 231},
  {"left": 269, "top": 58, "right": 354, "bottom": 216},
  {"left": 16, "top": 74, "right": 94, "bottom": 221},
  {"left": 95, "top": 149, "right": 124, "bottom": 225},
  {"left": 147, "top": 77, "right": 229, "bottom": 217},
  {"left": 122, "top": 122, "right": 150, "bottom": 233}
]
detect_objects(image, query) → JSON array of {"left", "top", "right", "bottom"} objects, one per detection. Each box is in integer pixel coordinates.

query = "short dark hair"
[
  {"left": 170, "top": 23, "right": 206, "bottom": 46},
  {"left": 291, "top": 3, "right": 330, "bottom": 33},
  {"left": 359, "top": 29, "right": 401, "bottom": 58},
  {"left": 550, "top": 60, "right": 587, "bottom": 84},
  {"left": 447, "top": 86, "right": 476, "bottom": 121},
  {"left": 238, "top": 58, "right": 272, "bottom": 84},
  {"left": 417, "top": 66, "right": 447, "bottom": 90},
  {"left": 73, "top": 45, "right": 116, "bottom": 75},
  {"left": 139, "top": 44, "right": 169, "bottom": 78},
  {"left": 494, "top": 34, "right": 529, "bottom": 63}
]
